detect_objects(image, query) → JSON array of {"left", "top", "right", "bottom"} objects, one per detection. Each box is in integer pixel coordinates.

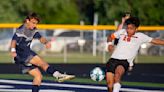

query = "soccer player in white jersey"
[
  {"left": 106, "top": 17, "right": 164, "bottom": 92},
  {"left": 10, "top": 13, "right": 75, "bottom": 92}
]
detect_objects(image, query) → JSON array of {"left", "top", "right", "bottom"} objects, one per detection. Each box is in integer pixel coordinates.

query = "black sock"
[
  {"left": 32, "top": 85, "right": 39, "bottom": 92},
  {"left": 46, "top": 66, "right": 57, "bottom": 75}
]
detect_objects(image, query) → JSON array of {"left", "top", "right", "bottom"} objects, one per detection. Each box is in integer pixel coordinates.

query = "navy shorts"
[
  {"left": 106, "top": 58, "right": 129, "bottom": 73},
  {"left": 14, "top": 50, "right": 37, "bottom": 74}
]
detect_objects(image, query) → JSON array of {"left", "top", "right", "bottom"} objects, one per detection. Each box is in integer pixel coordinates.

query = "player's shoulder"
[
  {"left": 135, "top": 32, "right": 151, "bottom": 39},
  {"left": 135, "top": 32, "right": 147, "bottom": 36},
  {"left": 16, "top": 25, "right": 25, "bottom": 33}
]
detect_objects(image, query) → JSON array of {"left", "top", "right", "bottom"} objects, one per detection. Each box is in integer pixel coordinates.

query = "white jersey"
[{"left": 111, "top": 29, "right": 153, "bottom": 66}]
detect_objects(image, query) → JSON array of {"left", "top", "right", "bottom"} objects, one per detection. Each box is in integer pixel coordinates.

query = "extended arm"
[
  {"left": 116, "top": 17, "right": 126, "bottom": 31},
  {"left": 116, "top": 15, "right": 130, "bottom": 31},
  {"left": 39, "top": 37, "right": 51, "bottom": 49},
  {"left": 151, "top": 38, "right": 164, "bottom": 45}
]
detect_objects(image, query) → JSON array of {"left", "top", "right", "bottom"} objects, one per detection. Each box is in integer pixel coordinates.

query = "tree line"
[{"left": 0, "top": 0, "right": 163, "bottom": 25}]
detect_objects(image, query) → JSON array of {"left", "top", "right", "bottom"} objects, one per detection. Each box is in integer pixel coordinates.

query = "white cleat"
[{"left": 56, "top": 74, "right": 75, "bottom": 82}]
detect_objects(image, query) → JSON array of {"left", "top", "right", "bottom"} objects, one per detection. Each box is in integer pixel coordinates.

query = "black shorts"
[
  {"left": 14, "top": 50, "right": 37, "bottom": 74},
  {"left": 106, "top": 58, "right": 129, "bottom": 73}
]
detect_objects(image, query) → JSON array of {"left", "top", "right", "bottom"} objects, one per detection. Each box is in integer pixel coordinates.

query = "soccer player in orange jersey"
[{"left": 106, "top": 17, "right": 164, "bottom": 92}]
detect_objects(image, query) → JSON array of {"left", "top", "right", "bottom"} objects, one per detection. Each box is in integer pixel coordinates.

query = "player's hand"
[
  {"left": 45, "top": 42, "right": 51, "bottom": 49},
  {"left": 11, "top": 52, "right": 17, "bottom": 58},
  {"left": 121, "top": 17, "right": 128, "bottom": 24},
  {"left": 108, "top": 45, "right": 114, "bottom": 52},
  {"left": 122, "top": 15, "right": 130, "bottom": 24}
]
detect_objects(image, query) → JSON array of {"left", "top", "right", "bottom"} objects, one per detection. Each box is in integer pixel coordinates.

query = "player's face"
[
  {"left": 26, "top": 18, "right": 38, "bottom": 30},
  {"left": 126, "top": 24, "right": 137, "bottom": 36}
]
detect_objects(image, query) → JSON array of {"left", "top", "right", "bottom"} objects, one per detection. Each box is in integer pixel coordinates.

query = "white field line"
[
  {"left": 0, "top": 85, "right": 14, "bottom": 88},
  {"left": 0, "top": 79, "right": 163, "bottom": 92},
  {"left": 0, "top": 89, "right": 74, "bottom": 92},
  {"left": 0, "top": 79, "right": 106, "bottom": 90}
]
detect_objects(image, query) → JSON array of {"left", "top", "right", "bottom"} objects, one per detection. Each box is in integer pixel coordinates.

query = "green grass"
[
  {"left": 0, "top": 74, "right": 164, "bottom": 88},
  {"left": 137, "top": 55, "right": 164, "bottom": 63},
  {"left": 0, "top": 51, "right": 164, "bottom": 64}
]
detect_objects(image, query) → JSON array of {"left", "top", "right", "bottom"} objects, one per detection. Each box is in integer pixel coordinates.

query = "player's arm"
[
  {"left": 151, "top": 38, "right": 164, "bottom": 45},
  {"left": 107, "top": 34, "right": 115, "bottom": 52},
  {"left": 40, "top": 37, "right": 48, "bottom": 44},
  {"left": 116, "top": 13, "right": 130, "bottom": 31},
  {"left": 10, "top": 34, "right": 17, "bottom": 58},
  {"left": 116, "top": 17, "right": 126, "bottom": 31},
  {"left": 39, "top": 37, "right": 51, "bottom": 49},
  {"left": 34, "top": 32, "right": 51, "bottom": 49}
]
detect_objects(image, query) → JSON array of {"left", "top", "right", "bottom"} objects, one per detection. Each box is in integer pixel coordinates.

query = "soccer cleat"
[{"left": 56, "top": 74, "right": 75, "bottom": 82}]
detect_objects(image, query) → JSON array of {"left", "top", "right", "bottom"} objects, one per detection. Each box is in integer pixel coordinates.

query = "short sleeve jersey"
[
  {"left": 111, "top": 29, "right": 153, "bottom": 66},
  {"left": 12, "top": 25, "right": 42, "bottom": 55}
]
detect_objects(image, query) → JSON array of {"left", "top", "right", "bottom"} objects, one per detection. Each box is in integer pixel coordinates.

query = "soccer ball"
[{"left": 90, "top": 67, "right": 105, "bottom": 82}]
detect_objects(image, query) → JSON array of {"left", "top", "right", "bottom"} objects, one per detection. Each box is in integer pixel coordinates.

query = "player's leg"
[
  {"left": 29, "top": 55, "right": 75, "bottom": 82},
  {"left": 113, "top": 65, "right": 125, "bottom": 92},
  {"left": 106, "top": 58, "right": 117, "bottom": 92},
  {"left": 106, "top": 72, "right": 114, "bottom": 92},
  {"left": 28, "top": 68, "right": 42, "bottom": 92}
]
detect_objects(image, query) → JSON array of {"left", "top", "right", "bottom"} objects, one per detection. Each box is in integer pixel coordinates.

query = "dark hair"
[
  {"left": 125, "top": 17, "right": 140, "bottom": 27},
  {"left": 25, "top": 12, "right": 40, "bottom": 23}
]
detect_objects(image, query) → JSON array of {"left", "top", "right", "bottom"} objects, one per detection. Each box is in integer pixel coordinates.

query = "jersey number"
[{"left": 123, "top": 36, "right": 131, "bottom": 42}]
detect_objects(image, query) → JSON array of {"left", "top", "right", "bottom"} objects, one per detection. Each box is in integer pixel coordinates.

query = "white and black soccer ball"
[{"left": 90, "top": 67, "right": 105, "bottom": 82}]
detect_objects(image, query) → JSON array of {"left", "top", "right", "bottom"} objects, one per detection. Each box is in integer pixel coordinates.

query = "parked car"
[{"left": 50, "top": 30, "right": 81, "bottom": 52}]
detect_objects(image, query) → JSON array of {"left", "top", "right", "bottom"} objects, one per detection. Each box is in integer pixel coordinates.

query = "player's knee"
[
  {"left": 114, "top": 73, "right": 121, "bottom": 83},
  {"left": 40, "top": 62, "right": 49, "bottom": 69}
]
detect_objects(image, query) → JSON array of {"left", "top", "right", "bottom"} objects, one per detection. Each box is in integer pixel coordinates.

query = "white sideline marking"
[
  {"left": 0, "top": 79, "right": 163, "bottom": 92},
  {"left": 0, "top": 79, "right": 106, "bottom": 90},
  {"left": 0, "top": 85, "right": 13, "bottom": 88},
  {"left": 0, "top": 89, "right": 74, "bottom": 92}
]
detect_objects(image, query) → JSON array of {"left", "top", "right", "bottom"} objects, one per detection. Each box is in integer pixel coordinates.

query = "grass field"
[
  {"left": 0, "top": 51, "right": 163, "bottom": 64},
  {"left": 0, "top": 52, "right": 164, "bottom": 91}
]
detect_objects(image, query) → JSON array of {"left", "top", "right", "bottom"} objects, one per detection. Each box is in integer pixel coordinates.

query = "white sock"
[
  {"left": 113, "top": 82, "right": 121, "bottom": 92},
  {"left": 53, "top": 71, "right": 61, "bottom": 78}
]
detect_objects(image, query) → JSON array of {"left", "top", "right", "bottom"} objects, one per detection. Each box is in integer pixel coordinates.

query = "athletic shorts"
[
  {"left": 106, "top": 58, "right": 129, "bottom": 73},
  {"left": 14, "top": 50, "right": 37, "bottom": 74}
]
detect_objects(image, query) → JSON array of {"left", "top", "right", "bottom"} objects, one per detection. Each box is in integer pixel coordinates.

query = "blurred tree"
[
  {"left": 16, "top": 0, "right": 80, "bottom": 24},
  {"left": 0, "top": 0, "right": 20, "bottom": 23},
  {"left": 75, "top": 0, "right": 95, "bottom": 25},
  {"left": 0, "top": 0, "right": 163, "bottom": 25},
  {"left": 132, "top": 0, "right": 164, "bottom": 25},
  {"left": 0, "top": 0, "right": 80, "bottom": 24},
  {"left": 93, "top": 0, "right": 164, "bottom": 25}
]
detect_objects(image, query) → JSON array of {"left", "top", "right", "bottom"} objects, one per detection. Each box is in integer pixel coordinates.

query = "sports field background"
[
  {"left": 0, "top": 51, "right": 164, "bottom": 64},
  {"left": 0, "top": 0, "right": 164, "bottom": 91},
  {"left": 0, "top": 28, "right": 164, "bottom": 92}
]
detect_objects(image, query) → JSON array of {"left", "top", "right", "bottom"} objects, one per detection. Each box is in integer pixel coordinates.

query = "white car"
[{"left": 50, "top": 30, "right": 81, "bottom": 52}]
